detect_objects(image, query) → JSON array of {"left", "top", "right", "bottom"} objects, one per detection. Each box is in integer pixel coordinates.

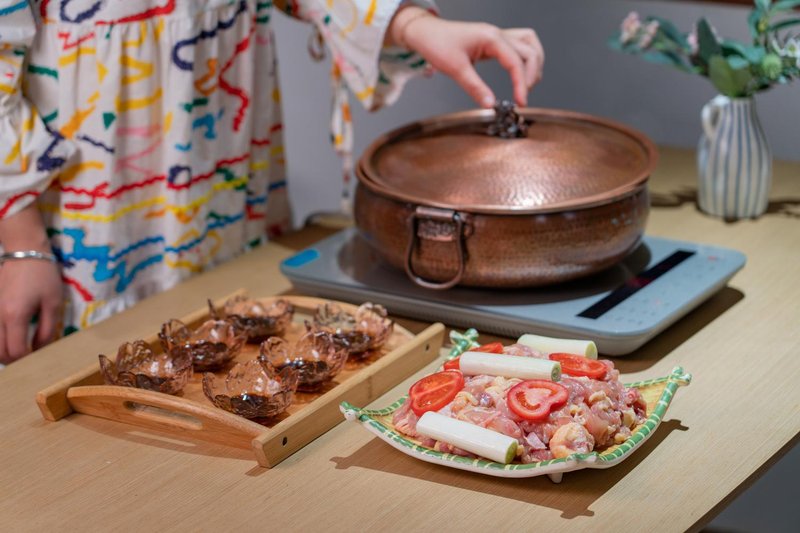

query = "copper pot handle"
[{"left": 405, "top": 207, "right": 467, "bottom": 290}]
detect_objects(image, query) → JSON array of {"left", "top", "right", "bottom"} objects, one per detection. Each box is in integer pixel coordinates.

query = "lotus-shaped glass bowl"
[
  {"left": 258, "top": 330, "right": 348, "bottom": 392},
  {"left": 211, "top": 296, "right": 294, "bottom": 343},
  {"left": 159, "top": 318, "right": 246, "bottom": 371},
  {"left": 202, "top": 359, "right": 299, "bottom": 419},
  {"left": 311, "top": 302, "right": 394, "bottom": 358},
  {"left": 98, "top": 340, "right": 193, "bottom": 394}
]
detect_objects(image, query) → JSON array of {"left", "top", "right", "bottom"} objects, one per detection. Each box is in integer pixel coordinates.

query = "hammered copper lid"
[{"left": 357, "top": 106, "right": 658, "bottom": 214}]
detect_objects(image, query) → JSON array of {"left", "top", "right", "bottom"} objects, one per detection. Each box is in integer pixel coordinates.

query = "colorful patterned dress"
[{"left": 0, "top": 0, "right": 431, "bottom": 334}]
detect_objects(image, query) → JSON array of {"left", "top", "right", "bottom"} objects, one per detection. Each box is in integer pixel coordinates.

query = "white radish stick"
[
  {"left": 459, "top": 352, "right": 561, "bottom": 381},
  {"left": 416, "top": 412, "right": 518, "bottom": 464},
  {"left": 517, "top": 333, "right": 598, "bottom": 360}
]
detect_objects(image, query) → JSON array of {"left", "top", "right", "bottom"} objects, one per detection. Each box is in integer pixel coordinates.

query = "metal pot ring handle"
[{"left": 405, "top": 207, "right": 468, "bottom": 290}]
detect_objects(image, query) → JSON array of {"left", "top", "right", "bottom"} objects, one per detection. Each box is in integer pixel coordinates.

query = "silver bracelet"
[{"left": 0, "top": 250, "right": 59, "bottom": 265}]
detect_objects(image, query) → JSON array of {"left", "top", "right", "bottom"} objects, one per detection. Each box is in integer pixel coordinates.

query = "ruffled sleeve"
[
  {"left": 278, "top": 0, "right": 436, "bottom": 211},
  {"left": 282, "top": 0, "right": 436, "bottom": 111},
  {"left": 0, "top": 1, "right": 75, "bottom": 219}
]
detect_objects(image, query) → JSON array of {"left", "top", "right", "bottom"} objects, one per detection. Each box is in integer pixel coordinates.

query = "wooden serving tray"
[{"left": 35, "top": 291, "right": 445, "bottom": 468}]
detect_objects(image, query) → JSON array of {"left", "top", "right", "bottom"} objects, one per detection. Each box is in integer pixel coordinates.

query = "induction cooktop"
[{"left": 280, "top": 228, "right": 745, "bottom": 356}]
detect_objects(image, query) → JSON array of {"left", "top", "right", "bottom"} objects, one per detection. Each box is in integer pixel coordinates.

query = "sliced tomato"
[
  {"left": 549, "top": 353, "right": 607, "bottom": 380},
  {"left": 507, "top": 380, "right": 569, "bottom": 422},
  {"left": 473, "top": 342, "right": 504, "bottom": 354},
  {"left": 443, "top": 342, "right": 504, "bottom": 371},
  {"left": 408, "top": 370, "right": 465, "bottom": 416},
  {"left": 442, "top": 358, "right": 461, "bottom": 371}
]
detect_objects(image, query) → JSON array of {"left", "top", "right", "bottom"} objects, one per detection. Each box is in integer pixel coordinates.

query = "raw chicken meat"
[{"left": 392, "top": 344, "right": 647, "bottom": 463}]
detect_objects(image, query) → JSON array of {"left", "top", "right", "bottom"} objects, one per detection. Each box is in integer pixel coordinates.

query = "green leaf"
[
  {"left": 697, "top": 19, "right": 722, "bottom": 63},
  {"left": 756, "top": 0, "right": 772, "bottom": 11},
  {"left": 720, "top": 41, "right": 768, "bottom": 65},
  {"left": 744, "top": 45, "right": 768, "bottom": 63},
  {"left": 647, "top": 16, "right": 690, "bottom": 49},
  {"left": 767, "top": 17, "right": 800, "bottom": 31},
  {"left": 607, "top": 34, "right": 624, "bottom": 51},
  {"left": 748, "top": 10, "right": 764, "bottom": 40},
  {"left": 727, "top": 55, "right": 751, "bottom": 70},
  {"left": 720, "top": 41, "right": 749, "bottom": 60},
  {"left": 772, "top": 0, "right": 800, "bottom": 12},
  {"left": 709, "top": 54, "right": 753, "bottom": 97},
  {"left": 641, "top": 50, "right": 692, "bottom": 72}
]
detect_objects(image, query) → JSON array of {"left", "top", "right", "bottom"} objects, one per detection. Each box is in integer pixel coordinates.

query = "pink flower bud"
[{"left": 620, "top": 12, "right": 642, "bottom": 44}]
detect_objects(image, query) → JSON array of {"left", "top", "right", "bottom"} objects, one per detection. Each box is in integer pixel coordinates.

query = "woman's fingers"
[
  {"left": 503, "top": 28, "right": 544, "bottom": 88},
  {"left": 504, "top": 28, "right": 545, "bottom": 60},
  {"left": 33, "top": 302, "right": 59, "bottom": 351},
  {"left": 400, "top": 17, "right": 544, "bottom": 108},
  {"left": 3, "top": 308, "right": 31, "bottom": 362},
  {"left": 450, "top": 61, "right": 496, "bottom": 108},
  {"left": 0, "top": 321, "right": 7, "bottom": 364},
  {"left": 480, "top": 29, "right": 528, "bottom": 106}
]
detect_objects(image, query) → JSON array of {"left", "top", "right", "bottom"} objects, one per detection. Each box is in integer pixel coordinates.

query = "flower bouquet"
[
  {"left": 609, "top": 1, "right": 800, "bottom": 219},
  {"left": 609, "top": 1, "right": 800, "bottom": 97}
]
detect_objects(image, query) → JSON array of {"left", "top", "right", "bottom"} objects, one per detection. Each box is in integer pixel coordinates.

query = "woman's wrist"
[
  {"left": 387, "top": 4, "right": 436, "bottom": 49},
  {"left": 0, "top": 203, "right": 52, "bottom": 253}
]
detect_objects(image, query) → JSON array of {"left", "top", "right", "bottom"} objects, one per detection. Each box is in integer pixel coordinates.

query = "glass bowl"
[
  {"left": 159, "top": 318, "right": 246, "bottom": 371},
  {"left": 98, "top": 340, "right": 193, "bottom": 394},
  {"left": 258, "top": 330, "right": 348, "bottom": 392},
  {"left": 202, "top": 359, "right": 299, "bottom": 419},
  {"left": 311, "top": 302, "right": 394, "bottom": 358},
  {"left": 211, "top": 296, "right": 294, "bottom": 343}
]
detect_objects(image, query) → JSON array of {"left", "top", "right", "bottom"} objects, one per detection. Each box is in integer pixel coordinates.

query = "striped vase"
[{"left": 697, "top": 95, "right": 771, "bottom": 219}]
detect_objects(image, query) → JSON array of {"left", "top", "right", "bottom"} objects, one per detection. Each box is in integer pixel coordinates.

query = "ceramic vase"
[{"left": 697, "top": 95, "right": 771, "bottom": 219}]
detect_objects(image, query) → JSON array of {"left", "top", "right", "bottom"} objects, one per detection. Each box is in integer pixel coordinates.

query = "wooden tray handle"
[
  {"left": 36, "top": 288, "right": 248, "bottom": 422},
  {"left": 67, "top": 385, "right": 265, "bottom": 450}
]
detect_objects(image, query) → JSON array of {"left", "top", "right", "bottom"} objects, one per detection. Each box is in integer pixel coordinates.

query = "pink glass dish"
[
  {"left": 98, "top": 340, "right": 193, "bottom": 395},
  {"left": 202, "top": 359, "right": 299, "bottom": 419},
  {"left": 159, "top": 318, "right": 246, "bottom": 371},
  {"left": 259, "top": 330, "right": 348, "bottom": 392},
  {"left": 211, "top": 296, "right": 294, "bottom": 343},
  {"left": 311, "top": 302, "right": 394, "bottom": 358}
]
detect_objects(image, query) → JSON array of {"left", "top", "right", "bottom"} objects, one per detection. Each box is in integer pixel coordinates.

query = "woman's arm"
[{"left": 0, "top": 2, "right": 72, "bottom": 362}]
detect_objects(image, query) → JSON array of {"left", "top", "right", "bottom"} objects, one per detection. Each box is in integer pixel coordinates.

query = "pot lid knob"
[{"left": 487, "top": 100, "right": 528, "bottom": 139}]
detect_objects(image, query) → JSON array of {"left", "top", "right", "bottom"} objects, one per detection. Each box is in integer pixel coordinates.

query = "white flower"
[
  {"left": 781, "top": 37, "right": 800, "bottom": 68},
  {"left": 620, "top": 12, "right": 642, "bottom": 44}
]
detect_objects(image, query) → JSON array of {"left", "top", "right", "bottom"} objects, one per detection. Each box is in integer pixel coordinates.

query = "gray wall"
[{"left": 272, "top": 0, "right": 799, "bottom": 226}]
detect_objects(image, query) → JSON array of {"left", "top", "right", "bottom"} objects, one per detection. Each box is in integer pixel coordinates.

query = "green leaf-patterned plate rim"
[{"left": 340, "top": 329, "right": 691, "bottom": 482}]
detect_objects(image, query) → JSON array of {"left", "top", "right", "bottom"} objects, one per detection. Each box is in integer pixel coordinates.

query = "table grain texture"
[{"left": 0, "top": 147, "right": 797, "bottom": 532}]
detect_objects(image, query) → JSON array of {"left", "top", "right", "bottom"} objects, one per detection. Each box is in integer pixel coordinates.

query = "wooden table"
[{"left": 1, "top": 147, "right": 797, "bottom": 531}]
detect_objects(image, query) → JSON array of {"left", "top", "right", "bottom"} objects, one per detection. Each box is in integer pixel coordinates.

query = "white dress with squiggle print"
[{"left": 0, "top": 0, "right": 431, "bottom": 333}]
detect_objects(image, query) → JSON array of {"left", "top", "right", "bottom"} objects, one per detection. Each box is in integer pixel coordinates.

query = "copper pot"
[{"left": 354, "top": 104, "right": 658, "bottom": 289}]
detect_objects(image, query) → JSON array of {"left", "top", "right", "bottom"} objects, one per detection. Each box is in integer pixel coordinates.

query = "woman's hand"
[
  {"left": 0, "top": 204, "right": 63, "bottom": 363},
  {"left": 0, "top": 259, "right": 63, "bottom": 363},
  {"left": 388, "top": 7, "right": 544, "bottom": 108}
]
